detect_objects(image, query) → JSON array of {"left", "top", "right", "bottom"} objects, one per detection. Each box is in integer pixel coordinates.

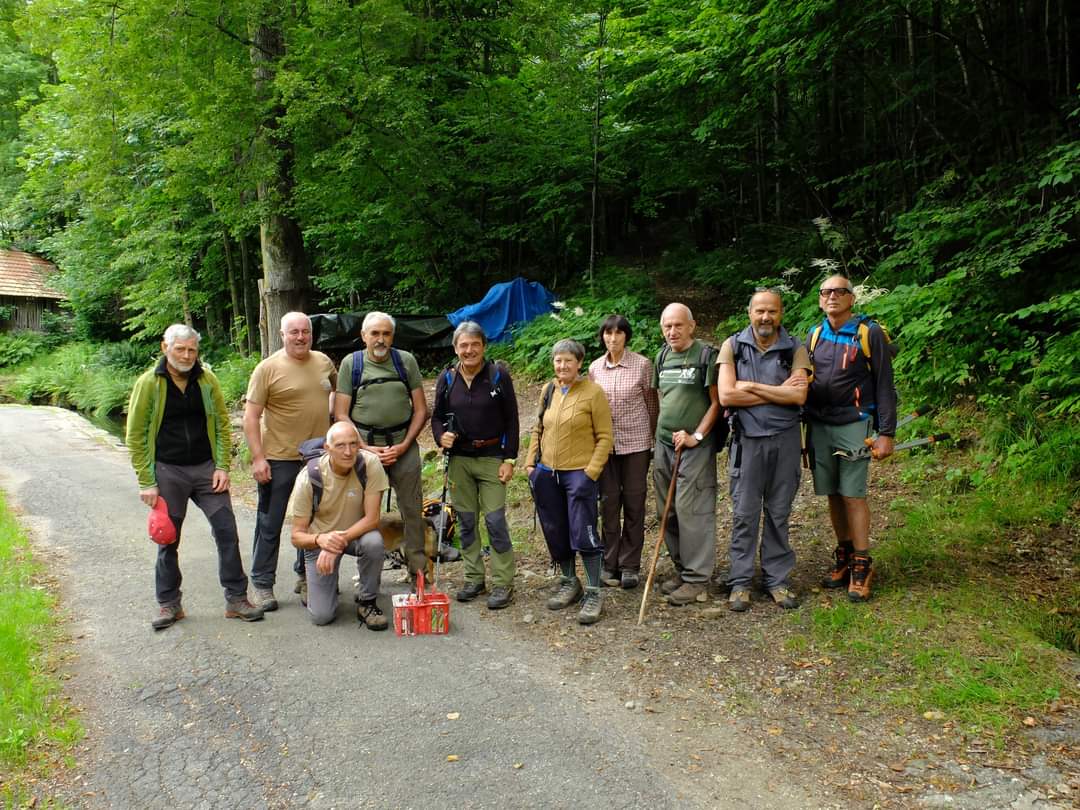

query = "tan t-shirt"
[
  {"left": 287, "top": 452, "right": 388, "bottom": 535},
  {"left": 245, "top": 349, "right": 337, "bottom": 460}
]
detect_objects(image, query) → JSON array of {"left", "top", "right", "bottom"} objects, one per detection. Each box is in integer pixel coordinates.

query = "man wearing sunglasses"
[{"left": 805, "top": 276, "right": 896, "bottom": 602}]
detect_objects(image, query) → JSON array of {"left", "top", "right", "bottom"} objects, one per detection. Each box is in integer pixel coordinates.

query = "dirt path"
[{"left": 0, "top": 405, "right": 835, "bottom": 809}]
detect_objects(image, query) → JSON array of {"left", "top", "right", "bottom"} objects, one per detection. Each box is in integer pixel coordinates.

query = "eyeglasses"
[{"left": 819, "top": 287, "right": 852, "bottom": 298}]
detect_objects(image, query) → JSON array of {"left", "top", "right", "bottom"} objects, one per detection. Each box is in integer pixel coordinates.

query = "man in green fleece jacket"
[{"left": 126, "top": 324, "right": 263, "bottom": 630}]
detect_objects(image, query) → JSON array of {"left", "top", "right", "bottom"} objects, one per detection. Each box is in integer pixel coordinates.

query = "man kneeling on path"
[
  {"left": 288, "top": 421, "right": 389, "bottom": 628},
  {"left": 126, "top": 324, "right": 264, "bottom": 630},
  {"left": 717, "top": 289, "right": 810, "bottom": 612}
]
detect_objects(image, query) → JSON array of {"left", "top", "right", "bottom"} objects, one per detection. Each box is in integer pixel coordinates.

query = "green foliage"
[
  {"left": 486, "top": 264, "right": 661, "bottom": 379},
  {"left": 206, "top": 351, "right": 258, "bottom": 408},
  {"left": 6, "top": 342, "right": 140, "bottom": 417},
  {"left": 0, "top": 491, "right": 82, "bottom": 770},
  {"left": 0, "top": 332, "right": 45, "bottom": 368}
]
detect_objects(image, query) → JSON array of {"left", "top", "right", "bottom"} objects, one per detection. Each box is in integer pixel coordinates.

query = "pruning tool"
[{"left": 831, "top": 405, "right": 947, "bottom": 461}]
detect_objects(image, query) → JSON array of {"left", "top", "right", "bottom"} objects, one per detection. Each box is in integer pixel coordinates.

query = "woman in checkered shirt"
[{"left": 588, "top": 315, "right": 660, "bottom": 590}]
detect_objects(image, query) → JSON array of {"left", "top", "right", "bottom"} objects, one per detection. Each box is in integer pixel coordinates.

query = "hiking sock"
[
  {"left": 581, "top": 551, "right": 603, "bottom": 589},
  {"left": 559, "top": 558, "right": 576, "bottom": 580}
]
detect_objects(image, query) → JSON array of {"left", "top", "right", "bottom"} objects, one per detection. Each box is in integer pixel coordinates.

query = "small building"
[{"left": 0, "top": 249, "right": 66, "bottom": 332}]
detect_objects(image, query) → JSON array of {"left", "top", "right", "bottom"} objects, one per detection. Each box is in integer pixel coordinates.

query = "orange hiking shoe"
[
  {"left": 821, "top": 542, "right": 854, "bottom": 589},
  {"left": 848, "top": 554, "right": 874, "bottom": 602}
]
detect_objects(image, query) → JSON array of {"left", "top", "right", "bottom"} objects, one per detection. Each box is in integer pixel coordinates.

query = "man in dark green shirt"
[{"left": 652, "top": 303, "right": 721, "bottom": 606}]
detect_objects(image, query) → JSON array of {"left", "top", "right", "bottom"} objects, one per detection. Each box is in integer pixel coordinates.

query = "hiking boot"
[
  {"left": 546, "top": 576, "right": 583, "bottom": 611},
  {"left": 667, "top": 582, "right": 707, "bottom": 606},
  {"left": 660, "top": 575, "right": 684, "bottom": 595},
  {"left": 848, "top": 554, "right": 874, "bottom": 602},
  {"left": 254, "top": 587, "right": 278, "bottom": 612},
  {"left": 456, "top": 581, "right": 486, "bottom": 602},
  {"left": 293, "top": 575, "right": 305, "bottom": 594},
  {"left": 578, "top": 587, "right": 603, "bottom": 625},
  {"left": 821, "top": 543, "right": 854, "bottom": 589},
  {"left": 436, "top": 543, "right": 461, "bottom": 563},
  {"left": 151, "top": 604, "right": 185, "bottom": 630},
  {"left": 621, "top": 571, "right": 640, "bottom": 590},
  {"left": 487, "top": 586, "right": 513, "bottom": 610},
  {"left": 600, "top": 568, "right": 621, "bottom": 588},
  {"left": 728, "top": 588, "right": 751, "bottom": 612},
  {"left": 225, "top": 598, "right": 265, "bottom": 622},
  {"left": 769, "top": 586, "right": 799, "bottom": 610},
  {"left": 298, "top": 578, "right": 308, "bottom": 607},
  {"left": 357, "top": 600, "right": 389, "bottom": 630}
]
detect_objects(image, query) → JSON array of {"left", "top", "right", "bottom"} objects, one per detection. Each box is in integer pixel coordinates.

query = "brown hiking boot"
[
  {"left": 225, "top": 598, "right": 265, "bottom": 622},
  {"left": 660, "top": 575, "right": 684, "bottom": 595},
  {"left": 151, "top": 604, "right": 185, "bottom": 630},
  {"left": 666, "top": 582, "right": 707, "bottom": 606},
  {"left": 848, "top": 554, "right": 874, "bottom": 602},
  {"left": 821, "top": 543, "right": 854, "bottom": 589}
]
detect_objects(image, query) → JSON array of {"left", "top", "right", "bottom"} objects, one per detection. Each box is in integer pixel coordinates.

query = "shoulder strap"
[
  {"left": 439, "top": 365, "right": 457, "bottom": 413},
  {"left": 809, "top": 322, "right": 825, "bottom": 355},
  {"left": 307, "top": 457, "right": 324, "bottom": 520},
  {"left": 390, "top": 348, "right": 408, "bottom": 384},
  {"left": 657, "top": 345, "right": 671, "bottom": 370},
  {"left": 488, "top": 360, "right": 503, "bottom": 390}
]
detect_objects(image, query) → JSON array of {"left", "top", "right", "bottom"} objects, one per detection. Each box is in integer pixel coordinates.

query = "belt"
[{"left": 469, "top": 437, "right": 502, "bottom": 449}]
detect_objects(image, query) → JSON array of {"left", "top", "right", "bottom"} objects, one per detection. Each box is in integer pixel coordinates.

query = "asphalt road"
[{"left": 0, "top": 405, "right": 828, "bottom": 809}]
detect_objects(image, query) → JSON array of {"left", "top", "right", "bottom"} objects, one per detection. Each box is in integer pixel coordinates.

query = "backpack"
[
  {"left": 298, "top": 436, "right": 368, "bottom": 521},
  {"left": 348, "top": 348, "right": 410, "bottom": 415},
  {"left": 656, "top": 341, "right": 728, "bottom": 453},
  {"left": 808, "top": 315, "right": 897, "bottom": 368},
  {"left": 534, "top": 380, "right": 556, "bottom": 459},
  {"left": 439, "top": 360, "right": 506, "bottom": 414}
]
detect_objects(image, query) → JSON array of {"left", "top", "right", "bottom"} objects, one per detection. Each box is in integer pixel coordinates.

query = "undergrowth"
[{"left": 0, "top": 491, "right": 81, "bottom": 798}]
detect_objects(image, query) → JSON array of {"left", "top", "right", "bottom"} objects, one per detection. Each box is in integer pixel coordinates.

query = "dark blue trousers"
[{"left": 530, "top": 466, "right": 603, "bottom": 562}]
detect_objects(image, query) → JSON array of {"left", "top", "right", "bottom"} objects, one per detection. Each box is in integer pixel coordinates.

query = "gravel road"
[{"left": 0, "top": 405, "right": 832, "bottom": 809}]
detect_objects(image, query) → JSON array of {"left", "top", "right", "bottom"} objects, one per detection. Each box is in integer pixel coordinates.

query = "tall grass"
[{"left": 0, "top": 491, "right": 81, "bottom": 777}]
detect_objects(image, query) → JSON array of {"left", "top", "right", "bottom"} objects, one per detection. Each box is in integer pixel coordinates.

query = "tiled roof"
[{"left": 0, "top": 249, "right": 66, "bottom": 300}]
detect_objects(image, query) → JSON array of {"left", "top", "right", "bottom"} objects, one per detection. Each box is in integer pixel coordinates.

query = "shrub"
[{"left": 0, "top": 333, "right": 47, "bottom": 369}]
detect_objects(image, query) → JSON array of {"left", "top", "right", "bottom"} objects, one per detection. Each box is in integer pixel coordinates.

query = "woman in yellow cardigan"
[{"left": 525, "top": 339, "right": 613, "bottom": 624}]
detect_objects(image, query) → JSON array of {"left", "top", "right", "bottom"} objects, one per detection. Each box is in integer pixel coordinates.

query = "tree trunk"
[{"left": 250, "top": 11, "right": 311, "bottom": 356}]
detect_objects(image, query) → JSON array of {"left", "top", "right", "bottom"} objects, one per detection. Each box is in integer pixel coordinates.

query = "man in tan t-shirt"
[
  {"left": 289, "top": 422, "right": 389, "bottom": 628},
  {"left": 243, "top": 312, "right": 337, "bottom": 610}
]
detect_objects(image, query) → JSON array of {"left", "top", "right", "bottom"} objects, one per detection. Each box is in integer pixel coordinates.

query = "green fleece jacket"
[
  {"left": 125, "top": 358, "right": 231, "bottom": 489},
  {"left": 525, "top": 378, "right": 613, "bottom": 480}
]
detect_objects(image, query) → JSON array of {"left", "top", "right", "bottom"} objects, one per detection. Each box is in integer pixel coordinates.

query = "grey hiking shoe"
[
  {"left": 254, "top": 587, "right": 278, "bottom": 612},
  {"left": 666, "top": 582, "right": 707, "bottom": 606},
  {"left": 728, "top": 587, "right": 751, "bottom": 612},
  {"left": 225, "top": 598, "right": 265, "bottom": 622},
  {"left": 357, "top": 600, "right": 389, "bottom": 631},
  {"left": 151, "top": 604, "right": 185, "bottom": 630},
  {"left": 546, "top": 576, "right": 583, "bottom": 611},
  {"left": 621, "top": 571, "right": 640, "bottom": 590},
  {"left": 578, "top": 587, "right": 603, "bottom": 625},
  {"left": 660, "top": 575, "right": 684, "bottom": 595},
  {"left": 769, "top": 586, "right": 799, "bottom": 610},
  {"left": 600, "top": 568, "right": 620, "bottom": 588},
  {"left": 456, "top": 581, "right": 486, "bottom": 602}
]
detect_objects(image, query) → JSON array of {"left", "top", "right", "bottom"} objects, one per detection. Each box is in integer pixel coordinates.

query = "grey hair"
[
  {"left": 748, "top": 288, "right": 784, "bottom": 308},
  {"left": 326, "top": 421, "right": 361, "bottom": 444},
  {"left": 280, "top": 311, "right": 311, "bottom": 331},
  {"left": 362, "top": 311, "right": 396, "bottom": 333},
  {"left": 552, "top": 339, "right": 585, "bottom": 362},
  {"left": 452, "top": 320, "right": 487, "bottom": 346},
  {"left": 163, "top": 324, "right": 200, "bottom": 347}
]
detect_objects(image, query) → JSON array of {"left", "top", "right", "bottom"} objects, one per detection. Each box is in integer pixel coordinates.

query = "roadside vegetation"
[{"left": 0, "top": 491, "right": 81, "bottom": 803}]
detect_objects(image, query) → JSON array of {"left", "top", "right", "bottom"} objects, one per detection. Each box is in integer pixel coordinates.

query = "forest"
[{"left": 0, "top": 0, "right": 1077, "bottom": 453}]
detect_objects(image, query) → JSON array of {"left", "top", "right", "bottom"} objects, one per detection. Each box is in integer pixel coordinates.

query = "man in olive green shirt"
[{"left": 334, "top": 312, "right": 429, "bottom": 582}]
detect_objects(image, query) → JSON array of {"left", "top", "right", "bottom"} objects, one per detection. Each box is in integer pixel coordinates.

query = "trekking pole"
[
  {"left": 637, "top": 446, "right": 682, "bottom": 626},
  {"left": 434, "top": 414, "right": 456, "bottom": 593}
]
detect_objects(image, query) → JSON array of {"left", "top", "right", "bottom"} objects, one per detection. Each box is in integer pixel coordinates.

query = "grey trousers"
[
  {"left": 727, "top": 427, "right": 801, "bottom": 590},
  {"left": 303, "top": 530, "right": 384, "bottom": 625},
  {"left": 382, "top": 443, "right": 426, "bottom": 576},
  {"left": 653, "top": 442, "right": 718, "bottom": 584}
]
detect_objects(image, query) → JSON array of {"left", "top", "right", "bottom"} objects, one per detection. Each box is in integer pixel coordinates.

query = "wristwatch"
[{"left": 693, "top": 431, "right": 704, "bottom": 443}]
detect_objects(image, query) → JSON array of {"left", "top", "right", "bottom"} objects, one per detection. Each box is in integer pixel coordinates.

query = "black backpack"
[{"left": 298, "top": 436, "right": 369, "bottom": 520}]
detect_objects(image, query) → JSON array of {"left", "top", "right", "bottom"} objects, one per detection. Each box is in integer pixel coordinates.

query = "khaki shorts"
[{"left": 809, "top": 420, "right": 873, "bottom": 498}]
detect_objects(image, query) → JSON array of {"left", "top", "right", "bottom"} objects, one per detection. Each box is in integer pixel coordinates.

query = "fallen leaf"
[
  {"left": 446, "top": 755, "right": 459, "bottom": 762},
  {"left": 1022, "top": 717, "right": 1037, "bottom": 727},
  {"left": 889, "top": 762, "right": 906, "bottom": 772},
  {"left": 513, "top": 763, "right": 524, "bottom": 770},
  {"left": 446, "top": 712, "right": 460, "bottom": 720},
  {"left": 923, "top": 710, "right": 945, "bottom": 721}
]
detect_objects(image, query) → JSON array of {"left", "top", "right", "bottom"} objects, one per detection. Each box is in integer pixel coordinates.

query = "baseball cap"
[{"left": 148, "top": 497, "right": 177, "bottom": 545}]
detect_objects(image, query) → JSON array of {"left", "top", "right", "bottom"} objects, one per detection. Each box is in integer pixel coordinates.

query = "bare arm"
[
  {"left": 673, "top": 384, "right": 721, "bottom": 451},
  {"left": 719, "top": 363, "right": 808, "bottom": 407},
  {"left": 243, "top": 401, "right": 271, "bottom": 483}
]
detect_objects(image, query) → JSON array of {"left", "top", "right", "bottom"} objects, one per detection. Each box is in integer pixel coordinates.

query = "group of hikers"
[{"left": 125, "top": 272, "right": 896, "bottom": 631}]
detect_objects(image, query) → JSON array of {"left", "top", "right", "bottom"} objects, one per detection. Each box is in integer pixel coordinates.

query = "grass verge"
[{"left": 0, "top": 490, "right": 81, "bottom": 801}]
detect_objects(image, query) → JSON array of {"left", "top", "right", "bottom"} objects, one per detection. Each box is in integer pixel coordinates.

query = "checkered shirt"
[{"left": 587, "top": 350, "right": 659, "bottom": 455}]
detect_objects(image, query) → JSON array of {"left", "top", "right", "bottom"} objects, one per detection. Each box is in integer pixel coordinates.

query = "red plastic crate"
[{"left": 392, "top": 572, "right": 450, "bottom": 636}]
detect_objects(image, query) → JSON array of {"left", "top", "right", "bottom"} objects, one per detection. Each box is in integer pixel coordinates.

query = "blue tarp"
[{"left": 446, "top": 277, "right": 556, "bottom": 343}]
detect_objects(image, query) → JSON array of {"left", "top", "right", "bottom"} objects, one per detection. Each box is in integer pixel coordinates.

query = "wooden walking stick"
[{"left": 637, "top": 446, "right": 682, "bottom": 625}]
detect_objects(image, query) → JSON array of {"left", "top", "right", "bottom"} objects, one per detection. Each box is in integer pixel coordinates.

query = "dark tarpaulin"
[{"left": 310, "top": 313, "right": 454, "bottom": 358}]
